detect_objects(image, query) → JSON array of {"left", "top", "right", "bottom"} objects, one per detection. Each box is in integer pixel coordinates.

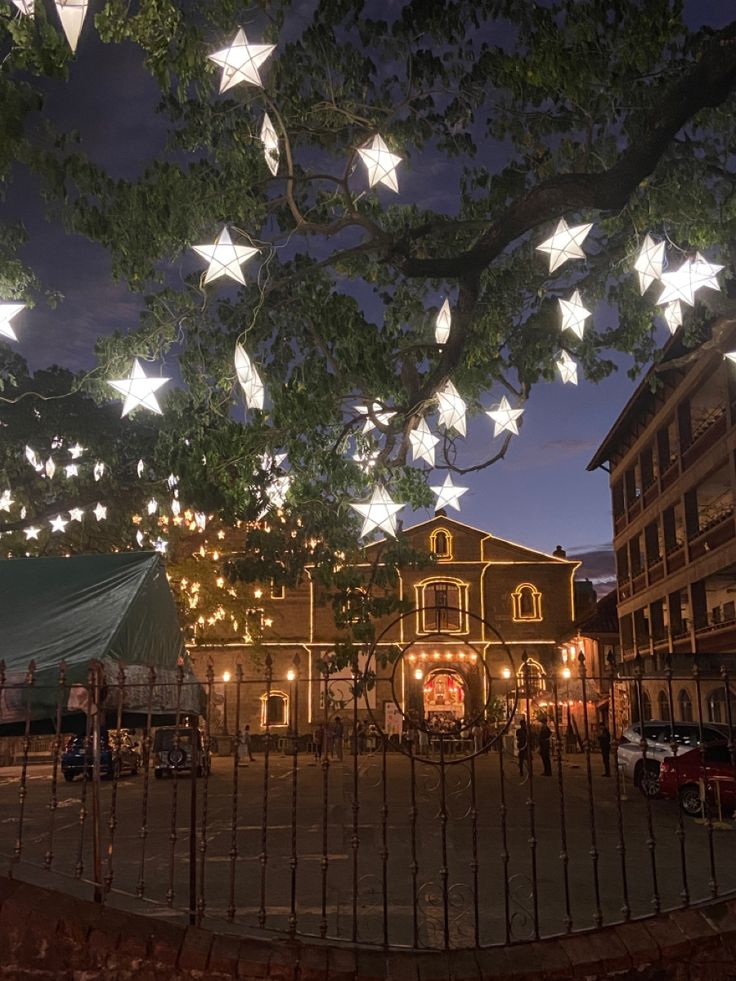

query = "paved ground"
[{"left": 0, "top": 749, "right": 734, "bottom": 949}]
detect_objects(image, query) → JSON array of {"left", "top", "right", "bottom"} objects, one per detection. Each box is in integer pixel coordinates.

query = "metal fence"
[{"left": 0, "top": 651, "right": 735, "bottom": 950}]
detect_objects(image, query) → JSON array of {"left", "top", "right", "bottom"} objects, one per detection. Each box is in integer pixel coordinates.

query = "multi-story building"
[
  {"left": 185, "top": 514, "right": 580, "bottom": 739},
  {"left": 588, "top": 330, "right": 736, "bottom": 723}
]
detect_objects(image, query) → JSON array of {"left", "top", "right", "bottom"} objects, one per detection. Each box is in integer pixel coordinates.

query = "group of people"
[
  {"left": 311, "top": 716, "right": 346, "bottom": 760},
  {"left": 515, "top": 716, "right": 612, "bottom": 778}
]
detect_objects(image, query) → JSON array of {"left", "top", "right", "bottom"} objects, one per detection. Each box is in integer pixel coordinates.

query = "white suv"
[{"left": 617, "top": 721, "right": 728, "bottom": 797}]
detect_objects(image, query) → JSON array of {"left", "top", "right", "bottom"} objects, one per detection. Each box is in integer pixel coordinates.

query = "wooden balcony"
[
  {"left": 632, "top": 571, "right": 647, "bottom": 594},
  {"left": 665, "top": 544, "right": 686, "bottom": 574},
  {"left": 647, "top": 558, "right": 664, "bottom": 585},
  {"left": 642, "top": 482, "right": 659, "bottom": 509},
  {"left": 680, "top": 410, "right": 727, "bottom": 472},
  {"left": 688, "top": 512, "right": 736, "bottom": 561},
  {"left": 626, "top": 497, "right": 642, "bottom": 522},
  {"left": 660, "top": 460, "right": 679, "bottom": 492},
  {"left": 618, "top": 577, "right": 631, "bottom": 601},
  {"left": 614, "top": 511, "right": 626, "bottom": 535}
]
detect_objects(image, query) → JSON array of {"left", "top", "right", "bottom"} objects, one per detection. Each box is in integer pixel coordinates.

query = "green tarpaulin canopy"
[{"left": 0, "top": 551, "right": 201, "bottom": 730}]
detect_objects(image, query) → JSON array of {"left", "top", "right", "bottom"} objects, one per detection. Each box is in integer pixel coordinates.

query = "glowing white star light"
[
  {"left": 65, "top": 464, "right": 78, "bottom": 479},
  {"left": 147, "top": 498, "right": 158, "bottom": 516},
  {"left": 45, "top": 458, "right": 56, "bottom": 479},
  {"left": 54, "top": 0, "right": 88, "bottom": 53},
  {"left": 50, "top": 514, "right": 68, "bottom": 533},
  {"left": 558, "top": 290, "right": 592, "bottom": 340},
  {"left": 436, "top": 380, "right": 467, "bottom": 437},
  {"left": 633, "top": 234, "right": 666, "bottom": 295},
  {"left": 25, "top": 446, "right": 41, "bottom": 471},
  {"left": 725, "top": 352, "right": 736, "bottom": 367},
  {"left": 0, "top": 303, "right": 25, "bottom": 341},
  {"left": 94, "top": 461, "right": 105, "bottom": 481},
  {"left": 93, "top": 503, "right": 107, "bottom": 521},
  {"left": 352, "top": 448, "right": 380, "bottom": 473},
  {"left": 234, "top": 343, "right": 265, "bottom": 410},
  {"left": 109, "top": 359, "right": 169, "bottom": 417},
  {"left": 658, "top": 260, "right": 698, "bottom": 307},
  {"left": 68, "top": 508, "right": 84, "bottom": 522},
  {"left": 24, "top": 526, "right": 40, "bottom": 540},
  {"left": 690, "top": 253, "right": 724, "bottom": 293},
  {"left": 430, "top": 473, "right": 468, "bottom": 512},
  {"left": 486, "top": 396, "right": 524, "bottom": 437},
  {"left": 350, "top": 485, "right": 403, "bottom": 538},
  {"left": 556, "top": 350, "right": 578, "bottom": 385},
  {"left": 356, "top": 402, "right": 396, "bottom": 434},
  {"left": 68, "top": 443, "right": 85, "bottom": 459},
  {"left": 193, "top": 226, "right": 258, "bottom": 286},
  {"left": 409, "top": 417, "right": 440, "bottom": 466},
  {"left": 136, "top": 530, "right": 145, "bottom": 547},
  {"left": 663, "top": 301, "right": 683, "bottom": 335},
  {"left": 260, "top": 113, "right": 279, "bottom": 176},
  {"left": 435, "top": 299, "right": 452, "bottom": 345},
  {"left": 0, "top": 490, "right": 13, "bottom": 512},
  {"left": 358, "top": 135, "right": 402, "bottom": 193},
  {"left": 536, "top": 218, "right": 593, "bottom": 273},
  {"left": 209, "top": 28, "right": 275, "bottom": 92}
]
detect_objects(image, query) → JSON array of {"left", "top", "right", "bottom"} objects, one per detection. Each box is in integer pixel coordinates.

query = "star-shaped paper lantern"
[
  {"left": 486, "top": 396, "right": 524, "bottom": 437},
  {"left": 153, "top": 537, "right": 168, "bottom": 555},
  {"left": 0, "top": 303, "right": 25, "bottom": 341},
  {"left": 690, "top": 253, "right": 724, "bottom": 293},
  {"left": 167, "top": 473, "right": 179, "bottom": 489},
  {"left": 663, "top": 301, "right": 683, "bottom": 335},
  {"left": 24, "top": 526, "right": 40, "bottom": 540},
  {"left": 0, "top": 490, "right": 13, "bottom": 512},
  {"left": 409, "top": 417, "right": 440, "bottom": 466},
  {"left": 147, "top": 498, "right": 158, "bottom": 516},
  {"left": 556, "top": 350, "right": 578, "bottom": 385},
  {"left": 352, "top": 448, "right": 380, "bottom": 473},
  {"left": 435, "top": 299, "right": 452, "bottom": 345},
  {"left": 25, "top": 446, "right": 40, "bottom": 471},
  {"left": 633, "top": 234, "right": 666, "bottom": 295},
  {"left": 68, "top": 508, "right": 84, "bottom": 522},
  {"left": 358, "top": 135, "right": 402, "bottom": 193},
  {"left": 209, "top": 28, "right": 275, "bottom": 92},
  {"left": 45, "top": 458, "right": 56, "bottom": 479},
  {"left": 171, "top": 497, "right": 181, "bottom": 517},
  {"left": 55, "top": 0, "right": 88, "bottom": 53},
  {"left": 430, "top": 474, "right": 468, "bottom": 512},
  {"left": 234, "top": 343, "right": 265, "bottom": 409},
  {"left": 93, "top": 503, "right": 107, "bottom": 521},
  {"left": 558, "top": 290, "right": 592, "bottom": 340},
  {"left": 658, "top": 260, "right": 698, "bottom": 307},
  {"left": 68, "top": 443, "right": 84, "bottom": 459},
  {"left": 725, "top": 352, "right": 736, "bottom": 367},
  {"left": 50, "top": 514, "right": 68, "bottom": 534},
  {"left": 65, "top": 464, "right": 79, "bottom": 479},
  {"left": 109, "top": 359, "right": 169, "bottom": 417},
  {"left": 536, "top": 218, "right": 593, "bottom": 273},
  {"left": 136, "top": 530, "right": 145, "bottom": 547},
  {"left": 259, "top": 451, "right": 287, "bottom": 472},
  {"left": 94, "top": 461, "right": 105, "bottom": 481},
  {"left": 436, "top": 380, "right": 467, "bottom": 437},
  {"left": 356, "top": 402, "right": 396, "bottom": 434},
  {"left": 193, "top": 226, "right": 258, "bottom": 286},
  {"left": 260, "top": 113, "right": 279, "bottom": 176},
  {"left": 194, "top": 512, "right": 207, "bottom": 532},
  {"left": 12, "top": 1, "right": 34, "bottom": 14},
  {"left": 350, "top": 485, "right": 403, "bottom": 538}
]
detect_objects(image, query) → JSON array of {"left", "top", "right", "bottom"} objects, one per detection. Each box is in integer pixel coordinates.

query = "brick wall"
[{"left": 2, "top": 875, "right": 736, "bottom": 980}]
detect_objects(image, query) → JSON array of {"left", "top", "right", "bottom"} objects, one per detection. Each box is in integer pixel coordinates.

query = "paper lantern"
[
  {"left": 0, "top": 303, "right": 25, "bottom": 341},
  {"left": 556, "top": 350, "right": 578, "bottom": 385},
  {"left": 358, "top": 135, "right": 401, "bottom": 192},
  {"left": 536, "top": 218, "right": 592, "bottom": 272},
  {"left": 93, "top": 503, "right": 107, "bottom": 521},
  {"left": 260, "top": 113, "right": 279, "bottom": 176},
  {"left": 436, "top": 380, "right": 466, "bottom": 437},
  {"left": 350, "top": 485, "right": 403, "bottom": 538},
  {"left": 633, "top": 234, "right": 665, "bottom": 294},
  {"left": 54, "top": 0, "right": 88, "bottom": 53},
  {"left": 435, "top": 299, "right": 451, "bottom": 345},
  {"left": 109, "top": 359, "right": 169, "bottom": 417},
  {"left": 486, "top": 395, "right": 524, "bottom": 437},
  {"left": 50, "top": 514, "right": 68, "bottom": 533},
  {"left": 209, "top": 28, "right": 275, "bottom": 92},
  {"left": 558, "top": 289, "right": 591, "bottom": 339},
  {"left": 68, "top": 508, "right": 84, "bottom": 522},
  {"left": 409, "top": 417, "right": 439, "bottom": 466},
  {"left": 234, "top": 342, "right": 265, "bottom": 409},
  {"left": 430, "top": 473, "right": 468, "bottom": 512},
  {"left": 193, "top": 226, "right": 258, "bottom": 285}
]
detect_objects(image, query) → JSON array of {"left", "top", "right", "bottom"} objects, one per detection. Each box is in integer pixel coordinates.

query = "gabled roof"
[{"left": 575, "top": 588, "right": 619, "bottom": 636}]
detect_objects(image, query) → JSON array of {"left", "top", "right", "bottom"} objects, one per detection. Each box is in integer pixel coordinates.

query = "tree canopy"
[{"left": 1, "top": 0, "right": 736, "bottom": 577}]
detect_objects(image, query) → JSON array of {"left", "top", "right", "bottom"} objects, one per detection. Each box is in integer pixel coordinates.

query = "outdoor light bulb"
[
  {"left": 502, "top": 668, "right": 511, "bottom": 679},
  {"left": 562, "top": 667, "right": 572, "bottom": 679},
  {"left": 536, "top": 218, "right": 593, "bottom": 272},
  {"left": 223, "top": 671, "right": 231, "bottom": 683},
  {"left": 287, "top": 669, "right": 296, "bottom": 681},
  {"left": 209, "top": 28, "right": 275, "bottom": 91},
  {"left": 414, "top": 668, "right": 423, "bottom": 680}
]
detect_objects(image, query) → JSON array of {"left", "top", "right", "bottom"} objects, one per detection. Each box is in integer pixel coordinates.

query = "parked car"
[
  {"left": 61, "top": 729, "right": 141, "bottom": 782},
  {"left": 659, "top": 745, "right": 736, "bottom": 817},
  {"left": 616, "top": 721, "right": 728, "bottom": 797},
  {"left": 153, "top": 726, "right": 209, "bottom": 779}
]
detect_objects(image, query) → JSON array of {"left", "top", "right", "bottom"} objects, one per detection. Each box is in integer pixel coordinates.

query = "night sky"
[{"left": 4, "top": 0, "right": 734, "bottom": 591}]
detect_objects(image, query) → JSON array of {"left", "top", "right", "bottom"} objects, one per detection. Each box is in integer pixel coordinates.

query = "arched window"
[
  {"left": 511, "top": 583, "right": 543, "bottom": 621},
  {"left": 260, "top": 690, "right": 289, "bottom": 727},
  {"left": 641, "top": 690, "right": 652, "bottom": 722},
  {"left": 339, "top": 587, "right": 367, "bottom": 624},
  {"left": 516, "top": 658, "right": 545, "bottom": 696},
  {"left": 417, "top": 579, "right": 467, "bottom": 633},
  {"left": 707, "top": 688, "right": 733, "bottom": 724},
  {"left": 678, "top": 689, "right": 693, "bottom": 722},
  {"left": 657, "top": 690, "right": 671, "bottom": 721},
  {"left": 430, "top": 527, "right": 453, "bottom": 559}
]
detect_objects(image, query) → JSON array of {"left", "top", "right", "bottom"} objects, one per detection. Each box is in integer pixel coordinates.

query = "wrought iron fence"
[{"left": 0, "top": 649, "right": 735, "bottom": 950}]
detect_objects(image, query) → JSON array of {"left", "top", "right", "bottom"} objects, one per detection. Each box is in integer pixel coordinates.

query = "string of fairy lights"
[{"left": 0, "top": 7, "right": 732, "bottom": 548}]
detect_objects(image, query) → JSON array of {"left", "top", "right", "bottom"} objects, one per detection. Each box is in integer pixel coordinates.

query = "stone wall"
[{"left": 2, "top": 875, "right": 736, "bottom": 980}]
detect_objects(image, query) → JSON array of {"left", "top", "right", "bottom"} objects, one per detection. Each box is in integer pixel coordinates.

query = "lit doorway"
[{"left": 423, "top": 669, "right": 466, "bottom": 724}]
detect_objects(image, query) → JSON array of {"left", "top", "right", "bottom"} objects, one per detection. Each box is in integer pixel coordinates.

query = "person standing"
[
  {"left": 598, "top": 723, "right": 612, "bottom": 777},
  {"left": 516, "top": 717, "right": 528, "bottom": 778},
  {"left": 538, "top": 716, "right": 552, "bottom": 776},
  {"left": 239, "top": 724, "right": 255, "bottom": 764},
  {"left": 333, "top": 716, "right": 344, "bottom": 761},
  {"left": 313, "top": 723, "right": 324, "bottom": 760},
  {"left": 472, "top": 721, "right": 484, "bottom": 754}
]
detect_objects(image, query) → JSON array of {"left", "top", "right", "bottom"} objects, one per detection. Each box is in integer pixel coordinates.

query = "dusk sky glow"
[{"left": 4, "top": 0, "right": 735, "bottom": 590}]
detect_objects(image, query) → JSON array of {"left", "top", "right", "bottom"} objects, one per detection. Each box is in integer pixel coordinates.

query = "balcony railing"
[
  {"left": 681, "top": 409, "right": 727, "bottom": 472},
  {"left": 688, "top": 511, "right": 736, "bottom": 561}
]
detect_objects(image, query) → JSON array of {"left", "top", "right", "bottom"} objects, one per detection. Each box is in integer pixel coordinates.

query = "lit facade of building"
[{"left": 186, "top": 515, "right": 580, "bottom": 738}]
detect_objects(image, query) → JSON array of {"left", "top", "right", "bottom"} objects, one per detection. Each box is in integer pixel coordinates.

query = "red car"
[{"left": 659, "top": 745, "right": 736, "bottom": 817}]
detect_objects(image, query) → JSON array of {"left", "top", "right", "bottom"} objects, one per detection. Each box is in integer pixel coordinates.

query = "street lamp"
[{"left": 286, "top": 668, "right": 297, "bottom": 749}]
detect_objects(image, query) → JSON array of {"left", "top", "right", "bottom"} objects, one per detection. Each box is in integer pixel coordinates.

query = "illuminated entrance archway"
[{"left": 423, "top": 668, "right": 466, "bottom": 721}]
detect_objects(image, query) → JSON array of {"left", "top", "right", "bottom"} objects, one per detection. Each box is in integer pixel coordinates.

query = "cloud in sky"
[{"left": 568, "top": 544, "right": 616, "bottom": 587}]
